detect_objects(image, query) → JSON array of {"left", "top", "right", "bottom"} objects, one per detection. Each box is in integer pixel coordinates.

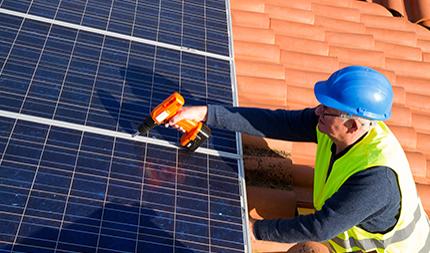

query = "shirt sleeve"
[
  {"left": 253, "top": 167, "right": 400, "bottom": 243},
  {"left": 206, "top": 105, "right": 318, "bottom": 142}
]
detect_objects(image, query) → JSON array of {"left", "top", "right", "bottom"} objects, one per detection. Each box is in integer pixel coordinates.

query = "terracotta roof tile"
[
  {"left": 275, "top": 35, "right": 329, "bottom": 55},
  {"left": 325, "top": 31, "right": 375, "bottom": 49},
  {"left": 423, "top": 52, "right": 430, "bottom": 62},
  {"left": 312, "top": 0, "right": 354, "bottom": 8},
  {"left": 373, "top": 67, "right": 397, "bottom": 85},
  {"left": 230, "top": 0, "right": 265, "bottom": 12},
  {"left": 360, "top": 14, "right": 414, "bottom": 31},
  {"left": 417, "top": 39, "right": 430, "bottom": 52},
  {"left": 232, "top": 26, "right": 275, "bottom": 44},
  {"left": 314, "top": 16, "right": 367, "bottom": 33},
  {"left": 411, "top": 111, "right": 430, "bottom": 134},
  {"left": 428, "top": 161, "right": 430, "bottom": 180},
  {"left": 234, "top": 41, "right": 281, "bottom": 63},
  {"left": 406, "top": 151, "right": 427, "bottom": 178},
  {"left": 231, "top": 10, "right": 270, "bottom": 28},
  {"left": 247, "top": 186, "right": 296, "bottom": 219},
  {"left": 386, "top": 57, "right": 430, "bottom": 79},
  {"left": 270, "top": 19, "right": 326, "bottom": 41},
  {"left": 286, "top": 85, "right": 318, "bottom": 107},
  {"left": 417, "top": 133, "right": 430, "bottom": 156},
  {"left": 387, "top": 105, "right": 412, "bottom": 127},
  {"left": 396, "top": 75, "right": 430, "bottom": 95},
  {"left": 366, "top": 27, "right": 417, "bottom": 47},
  {"left": 291, "top": 142, "right": 317, "bottom": 158},
  {"left": 290, "top": 153, "right": 316, "bottom": 168},
  {"left": 375, "top": 41, "right": 422, "bottom": 61},
  {"left": 416, "top": 184, "right": 430, "bottom": 213},
  {"left": 391, "top": 85, "right": 406, "bottom": 105},
  {"left": 330, "top": 46, "right": 385, "bottom": 68},
  {"left": 264, "top": 0, "right": 312, "bottom": 10},
  {"left": 311, "top": 2, "right": 360, "bottom": 22},
  {"left": 405, "top": 0, "right": 430, "bottom": 24},
  {"left": 284, "top": 68, "right": 330, "bottom": 87},
  {"left": 405, "top": 92, "right": 430, "bottom": 111},
  {"left": 350, "top": 0, "right": 392, "bottom": 16},
  {"left": 264, "top": 4, "right": 314, "bottom": 24},
  {"left": 376, "top": 0, "right": 407, "bottom": 16},
  {"left": 242, "top": 134, "right": 293, "bottom": 152},
  {"left": 235, "top": 59, "right": 285, "bottom": 79},
  {"left": 388, "top": 125, "right": 417, "bottom": 150},
  {"left": 281, "top": 50, "right": 339, "bottom": 72},
  {"left": 290, "top": 165, "right": 314, "bottom": 188},
  {"left": 237, "top": 76, "right": 286, "bottom": 107},
  {"left": 415, "top": 26, "right": 430, "bottom": 39}
]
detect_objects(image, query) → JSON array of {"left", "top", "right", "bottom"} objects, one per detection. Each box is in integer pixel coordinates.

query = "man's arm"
[
  {"left": 253, "top": 167, "right": 400, "bottom": 243},
  {"left": 206, "top": 105, "right": 318, "bottom": 142}
]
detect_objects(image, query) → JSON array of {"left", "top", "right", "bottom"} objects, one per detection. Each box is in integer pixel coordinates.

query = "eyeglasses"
[
  {"left": 319, "top": 105, "right": 372, "bottom": 126},
  {"left": 320, "top": 105, "right": 349, "bottom": 118}
]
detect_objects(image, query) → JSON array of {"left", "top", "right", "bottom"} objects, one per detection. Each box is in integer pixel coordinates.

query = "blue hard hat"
[{"left": 314, "top": 66, "right": 393, "bottom": 120}]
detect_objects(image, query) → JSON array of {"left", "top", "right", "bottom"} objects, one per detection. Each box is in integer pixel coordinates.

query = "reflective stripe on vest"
[{"left": 330, "top": 204, "right": 430, "bottom": 252}]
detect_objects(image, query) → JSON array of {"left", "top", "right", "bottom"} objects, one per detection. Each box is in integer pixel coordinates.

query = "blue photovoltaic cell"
[
  {"left": 0, "top": 0, "right": 230, "bottom": 56},
  {"left": 0, "top": 117, "right": 245, "bottom": 253},
  {"left": 0, "top": 14, "right": 237, "bottom": 154}
]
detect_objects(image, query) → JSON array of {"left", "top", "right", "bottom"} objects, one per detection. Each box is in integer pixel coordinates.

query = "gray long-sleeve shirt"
[{"left": 206, "top": 105, "right": 401, "bottom": 243}]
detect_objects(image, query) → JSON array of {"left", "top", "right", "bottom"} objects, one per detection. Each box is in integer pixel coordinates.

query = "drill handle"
[{"left": 176, "top": 119, "right": 199, "bottom": 132}]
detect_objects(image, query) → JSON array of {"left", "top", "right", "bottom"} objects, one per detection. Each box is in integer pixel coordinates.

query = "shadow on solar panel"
[{"left": 10, "top": 202, "right": 197, "bottom": 252}]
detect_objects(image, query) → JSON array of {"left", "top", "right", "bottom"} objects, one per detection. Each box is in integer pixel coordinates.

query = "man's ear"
[{"left": 344, "top": 119, "right": 359, "bottom": 133}]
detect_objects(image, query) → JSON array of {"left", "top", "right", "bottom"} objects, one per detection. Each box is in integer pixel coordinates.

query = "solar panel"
[
  {"left": 0, "top": 117, "right": 244, "bottom": 252},
  {"left": 0, "top": 13, "right": 237, "bottom": 154},
  {"left": 0, "top": 0, "right": 230, "bottom": 56},
  {"left": 0, "top": 0, "right": 248, "bottom": 252}
]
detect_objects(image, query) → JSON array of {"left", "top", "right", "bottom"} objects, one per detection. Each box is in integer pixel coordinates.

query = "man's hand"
[
  {"left": 166, "top": 106, "right": 208, "bottom": 132},
  {"left": 249, "top": 216, "right": 258, "bottom": 241}
]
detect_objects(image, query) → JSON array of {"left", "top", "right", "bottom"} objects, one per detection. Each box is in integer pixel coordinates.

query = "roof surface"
[{"left": 231, "top": 0, "right": 430, "bottom": 214}]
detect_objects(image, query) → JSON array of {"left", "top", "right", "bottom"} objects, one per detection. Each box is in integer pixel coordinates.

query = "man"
[{"left": 168, "top": 66, "right": 430, "bottom": 252}]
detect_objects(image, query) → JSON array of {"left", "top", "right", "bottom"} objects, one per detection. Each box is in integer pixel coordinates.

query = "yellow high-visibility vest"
[{"left": 314, "top": 121, "right": 430, "bottom": 252}]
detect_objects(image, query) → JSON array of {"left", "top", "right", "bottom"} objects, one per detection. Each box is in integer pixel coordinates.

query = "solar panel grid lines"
[
  {"left": 0, "top": 0, "right": 249, "bottom": 251},
  {"left": 0, "top": 14, "right": 237, "bottom": 153},
  {"left": 0, "top": 0, "right": 230, "bottom": 56},
  {"left": 0, "top": 118, "right": 245, "bottom": 252}
]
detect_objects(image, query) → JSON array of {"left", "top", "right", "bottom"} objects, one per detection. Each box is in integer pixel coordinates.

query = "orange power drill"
[{"left": 132, "top": 92, "right": 211, "bottom": 151}]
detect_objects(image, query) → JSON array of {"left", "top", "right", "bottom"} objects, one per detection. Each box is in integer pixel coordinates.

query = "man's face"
[{"left": 315, "top": 104, "right": 349, "bottom": 140}]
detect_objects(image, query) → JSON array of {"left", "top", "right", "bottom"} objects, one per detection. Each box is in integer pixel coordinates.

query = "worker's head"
[{"left": 314, "top": 66, "right": 393, "bottom": 139}]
